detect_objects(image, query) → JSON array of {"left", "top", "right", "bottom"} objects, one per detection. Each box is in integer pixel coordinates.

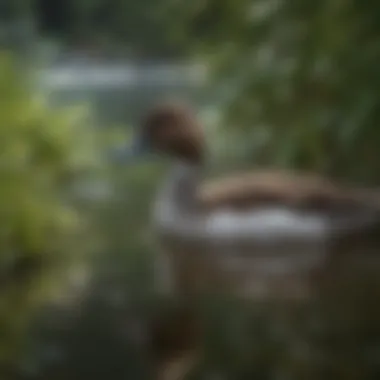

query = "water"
[{"left": 38, "top": 58, "right": 208, "bottom": 126}]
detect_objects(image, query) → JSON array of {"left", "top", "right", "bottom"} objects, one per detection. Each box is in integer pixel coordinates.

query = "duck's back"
[{"left": 200, "top": 169, "right": 373, "bottom": 210}]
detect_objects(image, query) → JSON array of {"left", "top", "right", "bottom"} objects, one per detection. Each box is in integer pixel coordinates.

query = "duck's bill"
[{"left": 130, "top": 132, "right": 151, "bottom": 156}]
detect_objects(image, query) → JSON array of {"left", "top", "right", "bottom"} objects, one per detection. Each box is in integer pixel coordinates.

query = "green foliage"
[
  {"left": 0, "top": 53, "right": 97, "bottom": 263},
  {"left": 176, "top": 0, "right": 380, "bottom": 182},
  {"left": 0, "top": 51, "right": 101, "bottom": 367}
]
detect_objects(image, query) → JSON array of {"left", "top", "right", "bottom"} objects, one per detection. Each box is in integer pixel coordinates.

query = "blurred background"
[{"left": 1, "top": 0, "right": 380, "bottom": 379}]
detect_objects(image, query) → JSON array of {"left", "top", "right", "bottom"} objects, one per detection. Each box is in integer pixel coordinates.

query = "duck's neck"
[
  {"left": 155, "top": 161, "right": 202, "bottom": 224},
  {"left": 167, "top": 161, "right": 202, "bottom": 212}
]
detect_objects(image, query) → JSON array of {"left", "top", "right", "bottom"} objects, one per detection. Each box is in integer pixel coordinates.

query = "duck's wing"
[{"left": 199, "top": 169, "right": 380, "bottom": 213}]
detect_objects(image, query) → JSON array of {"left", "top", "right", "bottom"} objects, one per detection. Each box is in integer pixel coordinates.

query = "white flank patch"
[{"left": 205, "top": 208, "right": 328, "bottom": 243}]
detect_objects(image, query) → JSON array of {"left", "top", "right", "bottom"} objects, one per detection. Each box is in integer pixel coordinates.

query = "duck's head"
[{"left": 133, "top": 101, "right": 205, "bottom": 165}]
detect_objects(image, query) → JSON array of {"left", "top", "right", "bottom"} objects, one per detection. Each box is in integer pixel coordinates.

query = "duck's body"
[{"left": 152, "top": 160, "right": 380, "bottom": 299}]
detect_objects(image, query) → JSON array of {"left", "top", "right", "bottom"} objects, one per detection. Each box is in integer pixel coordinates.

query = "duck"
[
  {"left": 132, "top": 100, "right": 380, "bottom": 379},
  {"left": 133, "top": 100, "right": 380, "bottom": 301}
]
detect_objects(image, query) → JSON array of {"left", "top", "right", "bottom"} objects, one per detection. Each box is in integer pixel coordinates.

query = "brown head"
[{"left": 137, "top": 101, "right": 205, "bottom": 164}]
